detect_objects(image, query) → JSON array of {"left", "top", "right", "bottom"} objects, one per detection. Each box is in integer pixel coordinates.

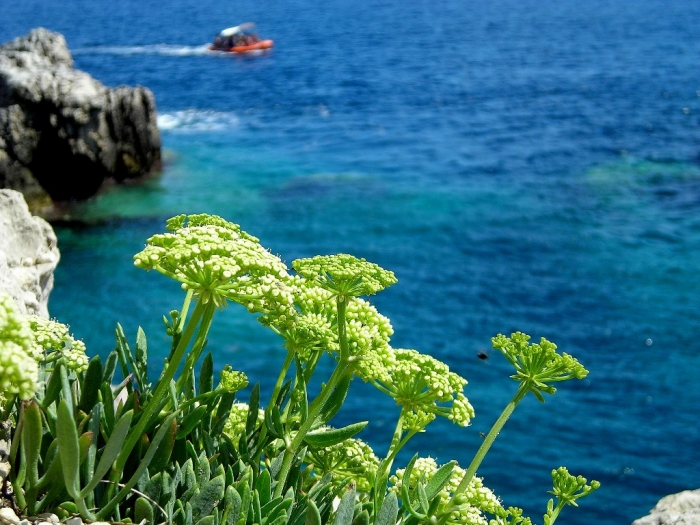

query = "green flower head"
[
  {"left": 307, "top": 437, "right": 379, "bottom": 493},
  {"left": 390, "top": 457, "right": 502, "bottom": 525},
  {"left": 27, "top": 315, "right": 88, "bottom": 372},
  {"left": 0, "top": 294, "right": 38, "bottom": 401},
  {"left": 548, "top": 467, "right": 600, "bottom": 508},
  {"left": 133, "top": 214, "right": 296, "bottom": 321},
  {"left": 491, "top": 332, "right": 588, "bottom": 402},
  {"left": 223, "top": 402, "right": 264, "bottom": 445},
  {"left": 276, "top": 277, "right": 395, "bottom": 380},
  {"left": 218, "top": 366, "right": 248, "bottom": 393},
  {"left": 292, "top": 254, "right": 397, "bottom": 298},
  {"left": 373, "top": 348, "right": 474, "bottom": 431}
]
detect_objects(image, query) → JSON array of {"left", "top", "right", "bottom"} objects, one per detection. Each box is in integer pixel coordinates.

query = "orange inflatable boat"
[
  {"left": 209, "top": 39, "right": 274, "bottom": 54},
  {"left": 210, "top": 23, "right": 273, "bottom": 54}
]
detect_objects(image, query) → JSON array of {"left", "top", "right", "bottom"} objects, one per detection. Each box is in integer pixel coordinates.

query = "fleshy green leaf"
[
  {"left": 424, "top": 460, "right": 456, "bottom": 500},
  {"left": 375, "top": 492, "right": 399, "bottom": 525},
  {"left": 56, "top": 399, "right": 81, "bottom": 498},
  {"left": 135, "top": 496, "right": 155, "bottom": 525},
  {"left": 80, "top": 409, "right": 133, "bottom": 497},
  {"left": 78, "top": 356, "right": 103, "bottom": 413},
  {"left": 177, "top": 405, "right": 209, "bottom": 439},
  {"left": 305, "top": 499, "right": 322, "bottom": 525},
  {"left": 332, "top": 487, "right": 357, "bottom": 525},
  {"left": 191, "top": 474, "right": 225, "bottom": 522},
  {"left": 199, "top": 353, "right": 214, "bottom": 394},
  {"left": 304, "top": 421, "right": 368, "bottom": 448}
]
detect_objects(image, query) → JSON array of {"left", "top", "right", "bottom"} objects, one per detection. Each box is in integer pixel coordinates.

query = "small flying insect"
[{"left": 477, "top": 350, "right": 489, "bottom": 361}]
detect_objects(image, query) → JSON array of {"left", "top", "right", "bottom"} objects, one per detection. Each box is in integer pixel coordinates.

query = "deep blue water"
[{"left": 3, "top": 1, "right": 700, "bottom": 523}]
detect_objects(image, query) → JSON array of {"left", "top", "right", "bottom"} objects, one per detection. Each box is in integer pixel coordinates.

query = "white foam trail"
[
  {"left": 73, "top": 44, "right": 213, "bottom": 56},
  {"left": 157, "top": 109, "right": 240, "bottom": 132}
]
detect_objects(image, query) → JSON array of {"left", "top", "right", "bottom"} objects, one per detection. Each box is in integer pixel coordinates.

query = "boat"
[{"left": 209, "top": 23, "right": 274, "bottom": 54}]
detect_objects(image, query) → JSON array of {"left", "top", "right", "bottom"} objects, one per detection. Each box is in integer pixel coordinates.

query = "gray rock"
[
  {"left": 633, "top": 489, "right": 700, "bottom": 525},
  {"left": 0, "top": 28, "right": 161, "bottom": 215},
  {"left": 0, "top": 189, "right": 59, "bottom": 316}
]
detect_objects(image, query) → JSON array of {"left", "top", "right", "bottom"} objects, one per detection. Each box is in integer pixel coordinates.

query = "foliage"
[{"left": 0, "top": 213, "right": 599, "bottom": 525}]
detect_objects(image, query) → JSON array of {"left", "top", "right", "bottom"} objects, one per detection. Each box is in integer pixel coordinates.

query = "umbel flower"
[
  {"left": 223, "top": 403, "right": 264, "bottom": 445},
  {"left": 275, "top": 276, "right": 395, "bottom": 381},
  {"left": 307, "top": 437, "right": 380, "bottom": 493},
  {"left": 492, "top": 332, "right": 588, "bottom": 402},
  {"left": 390, "top": 457, "right": 502, "bottom": 525},
  {"left": 218, "top": 365, "right": 248, "bottom": 393},
  {"left": 372, "top": 348, "right": 474, "bottom": 431},
  {"left": 27, "top": 315, "right": 88, "bottom": 372},
  {"left": 0, "top": 294, "right": 38, "bottom": 401},
  {"left": 134, "top": 214, "right": 296, "bottom": 321},
  {"left": 292, "top": 253, "right": 397, "bottom": 298}
]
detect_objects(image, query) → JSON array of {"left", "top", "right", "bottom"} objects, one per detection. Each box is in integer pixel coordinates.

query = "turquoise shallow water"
[{"left": 3, "top": 0, "right": 700, "bottom": 523}]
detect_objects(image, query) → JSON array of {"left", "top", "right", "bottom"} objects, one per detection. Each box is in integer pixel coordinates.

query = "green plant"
[{"left": 0, "top": 213, "right": 599, "bottom": 525}]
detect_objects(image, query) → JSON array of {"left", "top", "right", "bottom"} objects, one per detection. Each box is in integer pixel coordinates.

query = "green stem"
[
  {"left": 546, "top": 503, "right": 564, "bottom": 525},
  {"left": 272, "top": 295, "right": 352, "bottom": 498},
  {"left": 372, "top": 411, "right": 410, "bottom": 514},
  {"left": 267, "top": 348, "right": 296, "bottom": 414},
  {"left": 114, "top": 299, "right": 213, "bottom": 473},
  {"left": 453, "top": 384, "right": 529, "bottom": 497},
  {"left": 176, "top": 303, "right": 217, "bottom": 397}
]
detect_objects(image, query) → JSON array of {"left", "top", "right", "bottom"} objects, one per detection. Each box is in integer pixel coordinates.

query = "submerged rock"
[
  {"left": 0, "top": 189, "right": 59, "bottom": 316},
  {"left": 633, "top": 489, "right": 700, "bottom": 525},
  {"left": 0, "top": 28, "right": 161, "bottom": 216}
]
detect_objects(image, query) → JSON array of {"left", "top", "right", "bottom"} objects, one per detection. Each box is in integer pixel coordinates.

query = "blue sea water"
[{"left": 3, "top": 0, "right": 700, "bottom": 523}]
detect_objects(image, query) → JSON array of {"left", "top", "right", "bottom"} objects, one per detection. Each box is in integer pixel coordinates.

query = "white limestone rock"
[
  {"left": 633, "top": 489, "right": 700, "bottom": 525},
  {"left": 0, "top": 189, "right": 59, "bottom": 317}
]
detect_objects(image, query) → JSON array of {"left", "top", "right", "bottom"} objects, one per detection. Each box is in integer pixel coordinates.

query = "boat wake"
[
  {"left": 72, "top": 44, "right": 213, "bottom": 57},
  {"left": 157, "top": 109, "right": 240, "bottom": 133}
]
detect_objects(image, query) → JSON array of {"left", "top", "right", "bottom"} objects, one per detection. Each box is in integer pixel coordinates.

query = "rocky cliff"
[
  {"left": 0, "top": 189, "right": 60, "bottom": 317},
  {"left": 0, "top": 28, "right": 161, "bottom": 216},
  {"left": 633, "top": 490, "right": 700, "bottom": 525}
]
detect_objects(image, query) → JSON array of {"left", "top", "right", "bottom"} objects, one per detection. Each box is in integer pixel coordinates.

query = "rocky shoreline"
[{"left": 0, "top": 29, "right": 161, "bottom": 219}]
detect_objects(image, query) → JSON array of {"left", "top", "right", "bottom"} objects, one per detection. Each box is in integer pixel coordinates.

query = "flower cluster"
[
  {"left": 0, "top": 294, "right": 38, "bottom": 401},
  {"left": 223, "top": 402, "right": 264, "bottom": 444},
  {"left": 26, "top": 315, "right": 88, "bottom": 372},
  {"left": 307, "top": 437, "right": 380, "bottom": 493},
  {"left": 292, "top": 254, "right": 397, "bottom": 298},
  {"left": 491, "top": 332, "right": 588, "bottom": 401},
  {"left": 133, "top": 214, "right": 296, "bottom": 324},
  {"left": 218, "top": 366, "right": 249, "bottom": 393},
  {"left": 390, "top": 457, "right": 502, "bottom": 525},
  {"left": 373, "top": 349, "right": 474, "bottom": 431},
  {"left": 549, "top": 467, "right": 601, "bottom": 508},
  {"left": 276, "top": 277, "right": 395, "bottom": 381}
]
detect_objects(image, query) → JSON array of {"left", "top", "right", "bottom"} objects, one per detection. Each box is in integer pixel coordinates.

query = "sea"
[{"left": 2, "top": 1, "right": 699, "bottom": 523}]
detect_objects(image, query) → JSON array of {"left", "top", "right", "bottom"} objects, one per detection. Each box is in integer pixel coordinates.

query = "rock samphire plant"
[{"left": 0, "top": 213, "right": 599, "bottom": 525}]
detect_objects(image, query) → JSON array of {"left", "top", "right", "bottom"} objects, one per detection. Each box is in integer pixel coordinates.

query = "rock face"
[
  {"left": 0, "top": 189, "right": 60, "bottom": 317},
  {"left": 0, "top": 28, "right": 161, "bottom": 214},
  {"left": 633, "top": 489, "right": 700, "bottom": 525}
]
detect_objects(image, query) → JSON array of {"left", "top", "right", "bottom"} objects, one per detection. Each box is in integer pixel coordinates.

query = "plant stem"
[
  {"left": 176, "top": 303, "right": 217, "bottom": 396},
  {"left": 114, "top": 299, "right": 212, "bottom": 473},
  {"left": 453, "top": 384, "right": 529, "bottom": 496},
  {"left": 272, "top": 295, "right": 351, "bottom": 498},
  {"left": 372, "top": 411, "right": 410, "bottom": 514},
  {"left": 267, "top": 348, "right": 296, "bottom": 415}
]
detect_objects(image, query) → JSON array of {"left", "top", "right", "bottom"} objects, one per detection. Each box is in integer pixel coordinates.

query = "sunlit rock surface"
[
  {"left": 633, "top": 489, "right": 700, "bottom": 525},
  {"left": 0, "top": 189, "right": 59, "bottom": 316}
]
